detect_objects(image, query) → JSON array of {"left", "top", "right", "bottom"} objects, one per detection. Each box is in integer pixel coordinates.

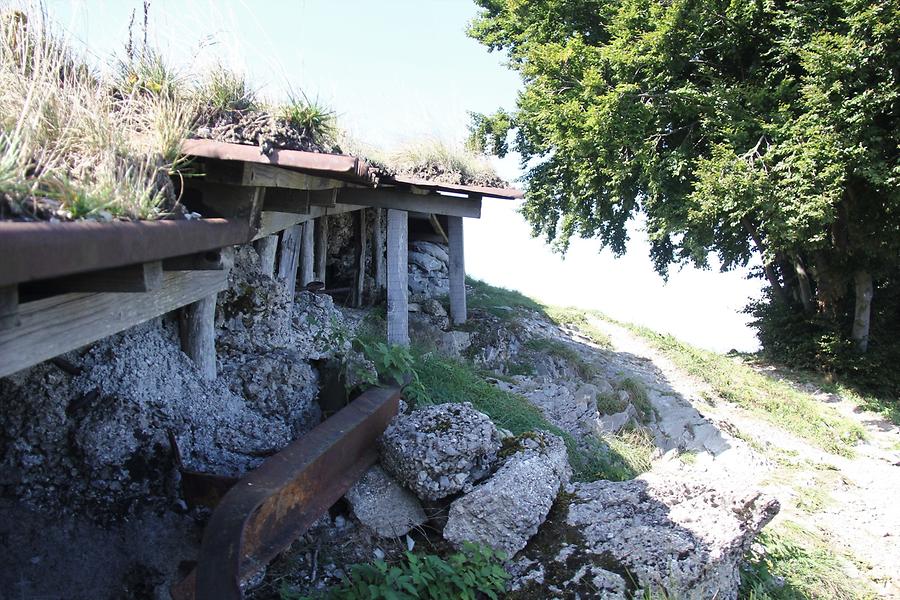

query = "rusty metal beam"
[{"left": 171, "top": 386, "right": 401, "bottom": 600}]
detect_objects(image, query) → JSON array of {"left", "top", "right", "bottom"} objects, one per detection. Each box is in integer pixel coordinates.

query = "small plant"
[
  {"left": 288, "top": 542, "right": 509, "bottom": 600},
  {"left": 198, "top": 67, "right": 257, "bottom": 113},
  {"left": 355, "top": 338, "right": 429, "bottom": 405},
  {"left": 280, "top": 89, "right": 337, "bottom": 145},
  {"left": 616, "top": 377, "right": 658, "bottom": 423}
]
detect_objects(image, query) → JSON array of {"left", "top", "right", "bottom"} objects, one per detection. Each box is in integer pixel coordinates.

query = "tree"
[{"left": 468, "top": 0, "right": 899, "bottom": 354}]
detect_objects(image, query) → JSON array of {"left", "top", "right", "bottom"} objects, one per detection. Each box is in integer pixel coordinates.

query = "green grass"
[
  {"left": 595, "top": 377, "right": 657, "bottom": 424},
  {"left": 524, "top": 337, "right": 597, "bottom": 380},
  {"left": 412, "top": 351, "right": 644, "bottom": 482},
  {"left": 465, "top": 277, "right": 544, "bottom": 317},
  {"left": 543, "top": 305, "right": 613, "bottom": 349},
  {"left": 740, "top": 521, "right": 873, "bottom": 600},
  {"left": 279, "top": 89, "right": 337, "bottom": 146},
  {"left": 621, "top": 323, "right": 866, "bottom": 457}
]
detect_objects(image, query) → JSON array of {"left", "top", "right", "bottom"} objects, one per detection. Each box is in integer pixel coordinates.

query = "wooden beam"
[
  {"left": 314, "top": 216, "right": 329, "bottom": 284},
  {"left": 254, "top": 235, "right": 278, "bottom": 277},
  {"left": 163, "top": 249, "right": 227, "bottom": 272},
  {"left": 0, "top": 285, "right": 18, "bottom": 329},
  {"left": 253, "top": 203, "right": 365, "bottom": 240},
  {"left": 40, "top": 261, "right": 164, "bottom": 293},
  {"left": 300, "top": 221, "right": 315, "bottom": 288},
  {"left": 447, "top": 216, "right": 466, "bottom": 325},
  {"left": 179, "top": 294, "right": 218, "bottom": 380},
  {"left": 277, "top": 224, "right": 302, "bottom": 299},
  {"left": 355, "top": 209, "right": 368, "bottom": 308},
  {"left": 373, "top": 208, "right": 384, "bottom": 296},
  {"left": 188, "top": 182, "right": 264, "bottom": 228},
  {"left": 0, "top": 270, "right": 228, "bottom": 379},
  {"left": 386, "top": 209, "right": 409, "bottom": 347},
  {"left": 263, "top": 188, "right": 311, "bottom": 214},
  {"left": 429, "top": 214, "right": 449, "bottom": 244},
  {"left": 338, "top": 188, "right": 481, "bottom": 218},
  {"left": 205, "top": 161, "right": 345, "bottom": 191}
]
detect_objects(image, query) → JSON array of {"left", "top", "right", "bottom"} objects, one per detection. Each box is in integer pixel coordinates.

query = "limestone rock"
[
  {"left": 598, "top": 404, "right": 639, "bottom": 435},
  {"left": 443, "top": 431, "right": 571, "bottom": 556},
  {"left": 345, "top": 465, "right": 427, "bottom": 538},
  {"left": 379, "top": 403, "right": 501, "bottom": 501},
  {"left": 408, "top": 241, "right": 450, "bottom": 299},
  {"left": 512, "top": 473, "right": 779, "bottom": 599}
]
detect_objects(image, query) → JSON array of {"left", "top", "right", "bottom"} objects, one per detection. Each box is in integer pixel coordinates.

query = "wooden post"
[
  {"left": 300, "top": 221, "right": 315, "bottom": 288},
  {"left": 314, "top": 215, "right": 329, "bottom": 284},
  {"left": 373, "top": 208, "right": 385, "bottom": 297},
  {"left": 447, "top": 216, "right": 467, "bottom": 325},
  {"left": 277, "top": 224, "right": 302, "bottom": 299},
  {"left": 254, "top": 235, "right": 278, "bottom": 277},
  {"left": 179, "top": 294, "right": 217, "bottom": 380},
  {"left": 0, "top": 285, "right": 18, "bottom": 329},
  {"left": 386, "top": 209, "right": 409, "bottom": 347},
  {"left": 355, "top": 209, "right": 368, "bottom": 308}
]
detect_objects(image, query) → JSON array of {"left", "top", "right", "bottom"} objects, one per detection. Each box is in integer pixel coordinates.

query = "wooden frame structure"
[{"left": 0, "top": 140, "right": 521, "bottom": 377}]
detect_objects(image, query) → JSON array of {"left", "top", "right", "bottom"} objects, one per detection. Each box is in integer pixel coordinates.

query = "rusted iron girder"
[
  {"left": 171, "top": 386, "right": 400, "bottom": 600},
  {"left": 0, "top": 218, "right": 250, "bottom": 287}
]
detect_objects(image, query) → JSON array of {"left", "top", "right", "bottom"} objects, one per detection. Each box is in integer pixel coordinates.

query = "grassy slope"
[{"left": 620, "top": 322, "right": 867, "bottom": 458}]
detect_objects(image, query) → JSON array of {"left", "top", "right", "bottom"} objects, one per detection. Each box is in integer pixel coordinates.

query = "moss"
[{"left": 497, "top": 431, "right": 547, "bottom": 459}]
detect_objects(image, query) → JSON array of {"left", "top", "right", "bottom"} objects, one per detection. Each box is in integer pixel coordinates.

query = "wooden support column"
[
  {"left": 254, "top": 235, "right": 278, "bottom": 277},
  {"left": 277, "top": 224, "right": 302, "bottom": 299},
  {"left": 386, "top": 209, "right": 408, "bottom": 346},
  {"left": 447, "top": 216, "right": 467, "bottom": 325},
  {"left": 179, "top": 294, "right": 217, "bottom": 381},
  {"left": 300, "top": 221, "right": 315, "bottom": 288},
  {"left": 373, "top": 208, "right": 385, "bottom": 297},
  {"left": 0, "top": 285, "right": 18, "bottom": 329},
  {"left": 355, "top": 210, "right": 368, "bottom": 308},
  {"left": 314, "top": 215, "right": 329, "bottom": 284}
]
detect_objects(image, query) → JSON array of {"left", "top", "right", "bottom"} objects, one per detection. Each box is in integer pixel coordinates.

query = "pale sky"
[{"left": 48, "top": 0, "right": 765, "bottom": 352}]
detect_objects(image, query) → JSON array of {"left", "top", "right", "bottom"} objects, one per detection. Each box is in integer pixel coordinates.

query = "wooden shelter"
[{"left": 0, "top": 140, "right": 521, "bottom": 378}]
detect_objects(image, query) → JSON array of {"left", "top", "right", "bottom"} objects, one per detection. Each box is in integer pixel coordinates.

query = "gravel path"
[{"left": 589, "top": 318, "right": 900, "bottom": 598}]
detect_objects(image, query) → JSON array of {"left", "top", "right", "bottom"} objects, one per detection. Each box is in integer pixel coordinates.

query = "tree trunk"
[
  {"left": 793, "top": 257, "right": 815, "bottom": 313},
  {"left": 741, "top": 217, "right": 790, "bottom": 306},
  {"left": 851, "top": 270, "right": 873, "bottom": 353}
]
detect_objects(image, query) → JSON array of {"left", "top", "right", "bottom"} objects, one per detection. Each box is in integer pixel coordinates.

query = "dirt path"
[{"left": 589, "top": 318, "right": 900, "bottom": 598}]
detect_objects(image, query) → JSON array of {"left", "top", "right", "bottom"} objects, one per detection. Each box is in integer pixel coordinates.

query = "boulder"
[
  {"left": 379, "top": 403, "right": 501, "bottom": 501},
  {"left": 345, "top": 465, "right": 427, "bottom": 538},
  {"left": 511, "top": 473, "right": 779, "bottom": 599},
  {"left": 598, "top": 404, "right": 639, "bottom": 435},
  {"left": 443, "top": 431, "right": 571, "bottom": 556}
]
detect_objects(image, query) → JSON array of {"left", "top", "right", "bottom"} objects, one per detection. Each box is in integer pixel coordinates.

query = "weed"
[
  {"left": 288, "top": 542, "right": 508, "bottom": 600},
  {"left": 620, "top": 322, "right": 866, "bottom": 457},
  {"left": 197, "top": 67, "right": 257, "bottom": 113},
  {"left": 280, "top": 89, "right": 337, "bottom": 146},
  {"left": 616, "top": 377, "right": 657, "bottom": 423},
  {"left": 387, "top": 138, "right": 503, "bottom": 187},
  {"left": 604, "top": 427, "right": 655, "bottom": 475}
]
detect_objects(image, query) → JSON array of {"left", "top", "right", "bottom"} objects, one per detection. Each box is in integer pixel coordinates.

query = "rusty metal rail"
[{"left": 171, "top": 385, "right": 401, "bottom": 600}]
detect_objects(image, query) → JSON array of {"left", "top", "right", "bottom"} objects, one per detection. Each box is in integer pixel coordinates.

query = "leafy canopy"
[{"left": 467, "top": 0, "right": 899, "bottom": 281}]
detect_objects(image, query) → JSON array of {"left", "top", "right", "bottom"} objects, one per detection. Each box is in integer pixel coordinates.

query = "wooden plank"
[
  {"left": 429, "top": 214, "right": 449, "bottom": 244},
  {"left": 277, "top": 225, "right": 302, "bottom": 299},
  {"left": 355, "top": 210, "right": 368, "bottom": 307},
  {"left": 254, "top": 235, "right": 278, "bottom": 277},
  {"left": 447, "top": 216, "right": 467, "bottom": 325},
  {"left": 189, "top": 182, "right": 265, "bottom": 225},
  {"left": 0, "top": 270, "right": 228, "bottom": 379},
  {"left": 339, "top": 188, "right": 481, "bottom": 218},
  {"left": 242, "top": 163, "right": 344, "bottom": 191},
  {"left": 373, "top": 208, "right": 384, "bottom": 295},
  {"left": 314, "top": 216, "right": 329, "bottom": 284},
  {"left": 386, "top": 209, "right": 409, "bottom": 346},
  {"left": 163, "top": 250, "right": 226, "bottom": 272},
  {"left": 253, "top": 203, "right": 366, "bottom": 240},
  {"left": 0, "top": 285, "right": 18, "bottom": 329},
  {"left": 179, "top": 294, "right": 218, "bottom": 380},
  {"left": 40, "top": 261, "right": 164, "bottom": 293},
  {"left": 300, "top": 221, "right": 315, "bottom": 288},
  {"left": 263, "top": 188, "right": 311, "bottom": 214}
]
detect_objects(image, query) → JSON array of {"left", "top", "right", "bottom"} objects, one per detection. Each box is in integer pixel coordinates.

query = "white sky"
[{"left": 48, "top": 0, "right": 765, "bottom": 352}]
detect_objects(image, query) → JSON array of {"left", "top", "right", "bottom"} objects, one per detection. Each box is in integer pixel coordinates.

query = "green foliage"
[
  {"left": 622, "top": 321, "right": 866, "bottom": 457},
  {"left": 355, "top": 338, "right": 429, "bottom": 405},
  {"left": 290, "top": 543, "right": 509, "bottom": 600},
  {"left": 615, "top": 377, "right": 656, "bottom": 423},
  {"left": 740, "top": 522, "right": 872, "bottom": 600},
  {"left": 280, "top": 89, "right": 337, "bottom": 146},
  {"left": 468, "top": 0, "right": 900, "bottom": 350}
]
